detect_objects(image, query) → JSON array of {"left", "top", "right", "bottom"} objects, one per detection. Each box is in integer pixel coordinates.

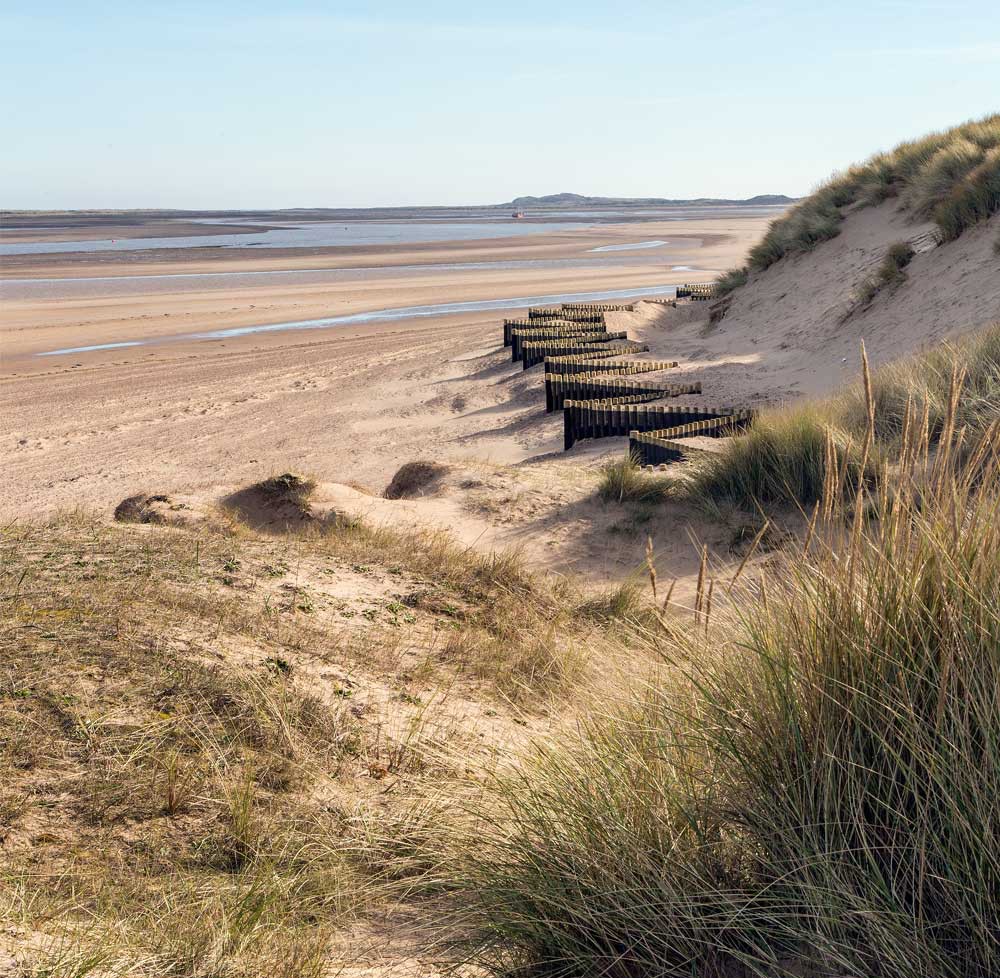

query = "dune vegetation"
[
  {"left": 714, "top": 113, "right": 1000, "bottom": 290},
  {"left": 0, "top": 506, "right": 649, "bottom": 974},
  {"left": 6, "top": 321, "right": 1000, "bottom": 974},
  {"left": 446, "top": 364, "right": 1000, "bottom": 978},
  {"left": 684, "top": 322, "right": 1000, "bottom": 509}
]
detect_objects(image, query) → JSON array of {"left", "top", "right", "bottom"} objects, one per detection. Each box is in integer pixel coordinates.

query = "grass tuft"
[
  {"left": 713, "top": 266, "right": 749, "bottom": 297},
  {"left": 598, "top": 452, "right": 673, "bottom": 504},
  {"left": 853, "top": 239, "right": 915, "bottom": 306},
  {"left": 384, "top": 460, "right": 450, "bottom": 499}
]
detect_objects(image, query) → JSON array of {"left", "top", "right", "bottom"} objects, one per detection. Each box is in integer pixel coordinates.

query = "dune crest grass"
[
  {"left": 716, "top": 113, "right": 1000, "bottom": 293},
  {"left": 448, "top": 373, "right": 1000, "bottom": 977}
]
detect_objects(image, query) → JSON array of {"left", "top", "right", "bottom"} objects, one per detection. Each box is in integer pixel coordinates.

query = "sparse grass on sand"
[
  {"left": 713, "top": 265, "right": 749, "bottom": 297},
  {"left": 715, "top": 113, "right": 1000, "bottom": 292},
  {"left": 0, "top": 506, "right": 645, "bottom": 973},
  {"left": 853, "top": 240, "right": 915, "bottom": 306},
  {"left": 446, "top": 374, "right": 1000, "bottom": 978},
  {"left": 383, "top": 460, "right": 450, "bottom": 500}
]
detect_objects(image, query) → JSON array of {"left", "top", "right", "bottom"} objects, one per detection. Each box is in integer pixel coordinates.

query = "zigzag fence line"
[
  {"left": 563, "top": 399, "right": 741, "bottom": 450},
  {"left": 527, "top": 307, "right": 564, "bottom": 321},
  {"left": 504, "top": 316, "right": 592, "bottom": 346},
  {"left": 628, "top": 411, "right": 756, "bottom": 465},
  {"left": 545, "top": 372, "right": 702, "bottom": 412},
  {"left": 675, "top": 283, "right": 716, "bottom": 300},
  {"left": 522, "top": 333, "right": 632, "bottom": 368},
  {"left": 493, "top": 300, "right": 755, "bottom": 461},
  {"left": 559, "top": 302, "right": 635, "bottom": 313}
]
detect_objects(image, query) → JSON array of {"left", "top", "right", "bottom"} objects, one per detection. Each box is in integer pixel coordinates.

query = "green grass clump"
[
  {"left": 854, "top": 240, "right": 916, "bottom": 305},
  {"left": 933, "top": 144, "right": 1000, "bottom": 240},
  {"left": 450, "top": 412, "right": 1000, "bottom": 977},
  {"left": 735, "top": 114, "right": 1000, "bottom": 283},
  {"left": 686, "top": 404, "right": 844, "bottom": 505},
  {"left": 713, "top": 265, "right": 749, "bottom": 296},
  {"left": 597, "top": 452, "right": 673, "bottom": 504}
]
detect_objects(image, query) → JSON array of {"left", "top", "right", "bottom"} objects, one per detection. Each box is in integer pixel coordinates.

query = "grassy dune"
[
  {"left": 0, "top": 510, "right": 644, "bottom": 974},
  {"left": 715, "top": 113, "right": 1000, "bottom": 290}
]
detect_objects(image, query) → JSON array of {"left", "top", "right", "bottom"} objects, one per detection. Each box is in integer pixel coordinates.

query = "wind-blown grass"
[
  {"left": 687, "top": 322, "right": 1000, "bottom": 509},
  {"left": 449, "top": 385, "right": 1000, "bottom": 977},
  {"left": 713, "top": 266, "right": 749, "bottom": 297}
]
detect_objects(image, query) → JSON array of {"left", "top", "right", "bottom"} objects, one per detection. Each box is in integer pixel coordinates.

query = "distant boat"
[{"left": 511, "top": 210, "right": 526, "bottom": 219}]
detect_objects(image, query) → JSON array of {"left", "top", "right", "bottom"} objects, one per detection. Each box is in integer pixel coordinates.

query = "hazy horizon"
[
  {"left": 3, "top": 1, "right": 998, "bottom": 210},
  {"left": 1, "top": 192, "right": 798, "bottom": 215}
]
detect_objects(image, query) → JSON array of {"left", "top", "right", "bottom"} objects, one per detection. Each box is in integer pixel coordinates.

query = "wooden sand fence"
[
  {"left": 675, "top": 283, "right": 716, "bottom": 300},
  {"left": 628, "top": 411, "right": 756, "bottom": 465},
  {"left": 541, "top": 348, "right": 660, "bottom": 372},
  {"left": 521, "top": 333, "right": 633, "bottom": 369},
  {"left": 504, "top": 314, "right": 606, "bottom": 346},
  {"left": 527, "top": 307, "right": 565, "bottom": 321},
  {"left": 543, "top": 356, "right": 678, "bottom": 376},
  {"left": 510, "top": 322, "right": 610, "bottom": 362},
  {"left": 563, "top": 398, "right": 743, "bottom": 450},
  {"left": 493, "top": 299, "right": 756, "bottom": 461},
  {"left": 559, "top": 302, "right": 635, "bottom": 313},
  {"left": 545, "top": 372, "right": 702, "bottom": 412}
]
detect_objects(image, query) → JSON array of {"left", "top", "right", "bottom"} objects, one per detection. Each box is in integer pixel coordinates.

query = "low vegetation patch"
[
  {"left": 598, "top": 452, "right": 673, "bottom": 504},
  {"left": 222, "top": 472, "right": 318, "bottom": 530},
  {"left": 853, "top": 240, "right": 915, "bottom": 306},
  {"left": 713, "top": 265, "right": 748, "bottom": 297},
  {"left": 0, "top": 497, "right": 663, "bottom": 972},
  {"left": 384, "top": 460, "right": 450, "bottom": 499}
]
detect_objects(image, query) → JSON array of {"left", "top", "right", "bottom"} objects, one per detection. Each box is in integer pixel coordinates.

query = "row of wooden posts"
[
  {"left": 675, "top": 283, "right": 717, "bottom": 300},
  {"left": 499, "top": 299, "right": 753, "bottom": 463},
  {"left": 628, "top": 412, "right": 756, "bottom": 464}
]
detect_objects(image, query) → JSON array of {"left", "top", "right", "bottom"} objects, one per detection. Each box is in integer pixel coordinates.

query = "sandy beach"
[{"left": 0, "top": 215, "right": 771, "bottom": 529}]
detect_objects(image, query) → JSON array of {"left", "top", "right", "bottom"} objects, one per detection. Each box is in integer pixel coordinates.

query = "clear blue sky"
[{"left": 3, "top": 1, "right": 998, "bottom": 209}]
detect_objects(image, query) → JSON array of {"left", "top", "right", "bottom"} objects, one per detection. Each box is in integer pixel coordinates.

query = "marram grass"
[
  {"left": 716, "top": 113, "right": 1000, "bottom": 293},
  {"left": 687, "top": 323, "right": 1000, "bottom": 509},
  {"left": 447, "top": 376, "right": 1000, "bottom": 977}
]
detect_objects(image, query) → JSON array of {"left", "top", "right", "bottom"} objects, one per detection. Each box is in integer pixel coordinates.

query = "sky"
[{"left": 3, "top": 1, "right": 999, "bottom": 209}]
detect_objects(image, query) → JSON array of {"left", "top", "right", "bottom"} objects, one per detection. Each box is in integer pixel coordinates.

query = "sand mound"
[
  {"left": 384, "top": 461, "right": 450, "bottom": 500},
  {"left": 222, "top": 472, "right": 320, "bottom": 531},
  {"left": 113, "top": 492, "right": 201, "bottom": 526}
]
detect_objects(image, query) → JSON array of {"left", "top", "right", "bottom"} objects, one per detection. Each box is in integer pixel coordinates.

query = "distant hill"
[{"left": 502, "top": 192, "right": 796, "bottom": 208}]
